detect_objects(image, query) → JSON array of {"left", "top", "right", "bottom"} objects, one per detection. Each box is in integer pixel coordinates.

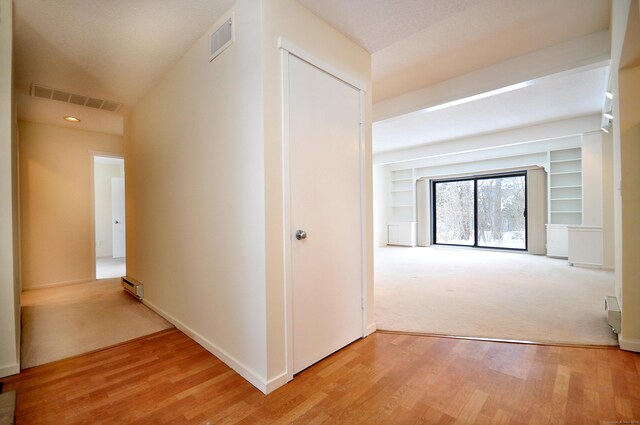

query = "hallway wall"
[
  {"left": 19, "top": 121, "right": 123, "bottom": 289},
  {"left": 0, "top": 0, "right": 20, "bottom": 378}
]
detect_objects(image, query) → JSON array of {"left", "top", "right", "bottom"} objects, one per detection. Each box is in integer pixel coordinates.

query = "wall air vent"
[
  {"left": 30, "top": 84, "right": 122, "bottom": 113},
  {"left": 209, "top": 13, "right": 234, "bottom": 62}
]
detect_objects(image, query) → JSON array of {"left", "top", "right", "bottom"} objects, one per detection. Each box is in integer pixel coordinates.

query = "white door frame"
[
  {"left": 89, "top": 151, "right": 124, "bottom": 280},
  {"left": 279, "top": 38, "right": 368, "bottom": 382}
]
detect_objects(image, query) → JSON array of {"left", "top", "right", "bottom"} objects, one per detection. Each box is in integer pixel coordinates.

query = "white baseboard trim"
[
  {"left": 0, "top": 363, "right": 19, "bottom": 378},
  {"left": 569, "top": 262, "right": 602, "bottom": 269},
  {"left": 265, "top": 371, "right": 290, "bottom": 394},
  {"left": 366, "top": 322, "right": 377, "bottom": 336},
  {"left": 619, "top": 336, "right": 640, "bottom": 353},
  {"left": 25, "top": 278, "right": 92, "bottom": 290},
  {"left": 142, "top": 299, "right": 270, "bottom": 394}
]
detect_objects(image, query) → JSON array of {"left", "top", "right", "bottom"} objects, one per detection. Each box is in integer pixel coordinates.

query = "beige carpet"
[
  {"left": 375, "top": 246, "right": 618, "bottom": 346},
  {"left": 21, "top": 278, "right": 173, "bottom": 369}
]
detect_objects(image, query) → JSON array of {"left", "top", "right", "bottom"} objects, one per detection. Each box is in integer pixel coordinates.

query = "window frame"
[{"left": 431, "top": 171, "right": 528, "bottom": 251}]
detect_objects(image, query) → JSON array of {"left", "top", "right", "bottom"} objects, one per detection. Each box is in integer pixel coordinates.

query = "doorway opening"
[
  {"left": 432, "top": 172, "right": 527, "bottom": 250},
  {"left": 93, "top": 155, "right": 126, "bottom": 279}
]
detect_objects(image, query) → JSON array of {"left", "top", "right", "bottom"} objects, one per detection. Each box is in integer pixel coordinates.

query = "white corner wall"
[
  {"left": 373, "top": 165, "right": 389, "bottom": 247},
  {"left": 0, "top": 0, "right": 20, "bottom": 378},
  {"left": 601, "top": 132, "right": 615, "bottom": 270},
  {"left": 126, "top": 0, "right": 269, "bottom": 391},
  {"left": 610, "top": 0, "right": 640, "bottom": 352},
  {"left": 582, "top": 133, "right": 604, "bottom": 227}
]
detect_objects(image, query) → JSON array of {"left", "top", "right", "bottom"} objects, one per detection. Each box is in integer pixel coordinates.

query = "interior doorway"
[
  {"left": 283, "top": 47, "right": 366, "bottom": 378},
  {"left": 92, "top": 155, "right": 126, "bottom": 279}
]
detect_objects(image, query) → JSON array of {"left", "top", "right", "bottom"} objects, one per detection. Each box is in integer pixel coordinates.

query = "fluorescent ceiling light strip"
[{"left": 420, "top": 81, "right": 535, "bottom": 114}]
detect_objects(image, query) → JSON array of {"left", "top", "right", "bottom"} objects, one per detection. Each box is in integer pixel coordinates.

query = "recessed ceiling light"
[
  {"left": 64, "top": 116, "right": 80, "bottom": 123},
  {"left": 605, "top": 91, "right": 613, "bottom": 100}
]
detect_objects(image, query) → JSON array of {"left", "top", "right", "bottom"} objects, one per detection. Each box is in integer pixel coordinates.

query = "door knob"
[
  {"left": 114, "top": 220, "right": 119, "bottom": 224},
  {"left": 295, "top": 230, "right": 307, "bottom": 240}
]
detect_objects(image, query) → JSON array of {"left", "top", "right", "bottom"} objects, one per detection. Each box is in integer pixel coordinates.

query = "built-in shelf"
[
  {"left": 389, "top": 169, "right": 415, "bottom": 228},
  {"left": 548, "top": 158, "right": 581, "bottom": 164},
  {"left": 548, "top": 148, "right": 582, "bottom": 226},
  {"left": 550, "top": 171, "right": 581, "bottom": 175},
  {"left": 547, "top": 147, "right": 583, "bottom": 257}
]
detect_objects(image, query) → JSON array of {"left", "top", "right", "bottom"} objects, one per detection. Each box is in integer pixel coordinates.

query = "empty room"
[{"left": 1, "top": 0, "right": 639, "bottom": 423}]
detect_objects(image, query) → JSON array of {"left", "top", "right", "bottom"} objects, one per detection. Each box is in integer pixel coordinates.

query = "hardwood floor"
[{"left": 2, "top": 329, "right": 639, "bottom": 424}]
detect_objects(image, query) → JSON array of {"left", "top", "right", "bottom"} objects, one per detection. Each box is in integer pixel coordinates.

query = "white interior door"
[
  {"left": 288, "top": 54, "right": 363, "bottom": 374},
  {"left": 111, "top": 177, "right": 126, "bottom": 258}
]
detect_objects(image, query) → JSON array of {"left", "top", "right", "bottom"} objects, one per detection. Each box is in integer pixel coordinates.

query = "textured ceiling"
[
  {"left": 296, "top": 0, "right": 480, "bottom": 53},
  {"left": 299, "top": 0, "right": 611, "bottom": 102},
  {"left": 14, "top": 0, "right": 612, "bottom": 148},
  {"left": 372, "top": 0, "right": 610, "bottom": 103},
  {"left": 373, "top": 66, "right": 608, "bottom": 153},
  {"left": 299, "top": 0, "right": 611, "bottom": 154},
  {"left": 14, "top": 0, "right": 235, "bottom": 135}
]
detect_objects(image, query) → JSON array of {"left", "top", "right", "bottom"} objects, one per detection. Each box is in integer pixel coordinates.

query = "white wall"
[
  {"left": 94, "top": 162, "right": 123, "bottom": 257},
  {"left": 373, "top": 165, "right": 389, "bottom": 247},
  {"left": 0, "top": 0, "right": 20, "bottom": 378},
  {"left": 611, "top": 0, "right": 640, "bottom": 352},
  {"left": 126, "top": 0, "right": 268, "bottom": 390},
  {"left": 601, "top": 132, "right": 615, "bottom": 269},
  {"left": 582, "top": 133, "right": 604, "bottom": 227}
]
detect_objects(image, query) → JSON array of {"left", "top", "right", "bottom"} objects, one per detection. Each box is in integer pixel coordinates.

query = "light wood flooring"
[{"left": 2, "top": 329, "right": 639, "bottom": 424}]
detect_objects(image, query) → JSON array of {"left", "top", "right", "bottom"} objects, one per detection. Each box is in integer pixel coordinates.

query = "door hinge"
[{"left": 361, "top": 297, "right": 365, "bottom": 309}]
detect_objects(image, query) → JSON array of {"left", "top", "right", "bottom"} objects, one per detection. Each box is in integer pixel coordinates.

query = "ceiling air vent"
[
  {"left": 30, "top": 84, "right": 122, "bottom": 113},
  {"left": 209, "top": 13, "right": 234, "bottom": 62}
]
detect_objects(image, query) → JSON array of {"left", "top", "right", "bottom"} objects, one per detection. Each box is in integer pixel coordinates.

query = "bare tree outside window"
[
  {"left": 433, "top": 174, "right": 526, "bottom": 250},
  {"left": 434, "top": 180, "right": 474, "bottom": 245},
  {"left": 477, "top": 176, "right": 526, "bottom": 249}
]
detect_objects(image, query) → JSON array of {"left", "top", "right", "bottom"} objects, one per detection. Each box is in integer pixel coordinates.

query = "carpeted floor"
[
  {"left": 21, "top": 278, "right": 173, "bottom": 369},
  {"left": 375, "top": 246, "right": 618, "bottom": 346}
]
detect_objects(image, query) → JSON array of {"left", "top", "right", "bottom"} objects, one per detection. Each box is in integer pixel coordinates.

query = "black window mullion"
[
  {"left": 473, "top": 179, "right": 478, "bottom": 247},
  {"left": 430, "top": 171, "right": 528, "bottom": 251}
]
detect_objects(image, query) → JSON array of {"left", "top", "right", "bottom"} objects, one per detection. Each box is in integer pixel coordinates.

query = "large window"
[{"left": 433, "top": 173, "right": 527, "bottom": 250}]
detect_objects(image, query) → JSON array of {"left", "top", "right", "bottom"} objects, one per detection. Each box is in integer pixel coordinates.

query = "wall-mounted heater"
[
  {"left": 122, "top": 276, "right": 144, "bottom": 300},
  {"left": 605, "top": 296, "right": 621, "bottom": 334}
]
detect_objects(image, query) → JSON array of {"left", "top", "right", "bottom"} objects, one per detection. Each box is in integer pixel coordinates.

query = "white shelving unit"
[
  {"left": 548, "top": 148, "right": 582, "bottom": 225},
  {"left": 388, "top": 169, "right": 416, "bottom": 246},
  {"left": 547, "top": 148, "right": 582, "bottom": 257}
]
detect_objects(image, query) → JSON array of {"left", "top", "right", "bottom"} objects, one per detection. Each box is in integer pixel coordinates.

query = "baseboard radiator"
[
  {"left": 121, "top": 276, "right": 144, "bottom": 300},
  {"left": 605, "top": 296, "right": 621, "bottom": 334}
]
